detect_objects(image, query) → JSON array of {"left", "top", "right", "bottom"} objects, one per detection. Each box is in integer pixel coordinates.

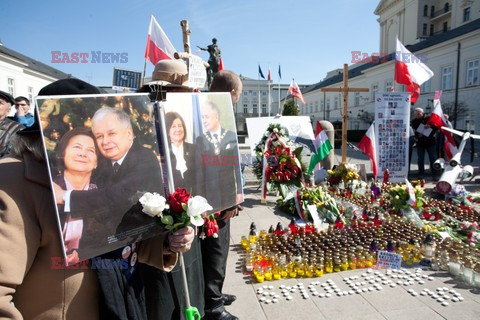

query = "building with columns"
[{"left": 300, "top": 0, "right": 480, "bottom": 133}]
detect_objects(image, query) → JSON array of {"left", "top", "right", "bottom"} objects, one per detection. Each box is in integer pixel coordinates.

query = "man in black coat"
[{"left": 410, "top": 107, "right": 438, "bottom": 179}]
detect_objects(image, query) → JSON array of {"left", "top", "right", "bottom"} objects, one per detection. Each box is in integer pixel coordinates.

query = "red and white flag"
[
  {"left": 358, "top": 123, "right": 378, "bottom": 177},
  {"left": 288, "top": 79, "right": 305, "bottom": 104},
  {"left": 218, "top": 58, "right": 224, "bottom": 71},
  {"left": 144, "top": 16, "right": 177, "bottom": 65},
  {"left": 267, "top": 67, "right": 271, "bottom": 81},
  {"left": 405, "top": 179, "right": 417, "bottom": 207},
  {"left": 394, "top": 38, "right": 433, "bottom": 104},
  {"left": 427, "top": 90, "right": 458, "bottom": 159}
]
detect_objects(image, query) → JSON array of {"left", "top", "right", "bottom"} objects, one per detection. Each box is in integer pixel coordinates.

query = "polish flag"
[
  {"left": 427, "top": 91, "right": 458, "bottom": 159},
  {"left": 144, "top": 16, "right": 177, "bottom": 65},
  {"left": 358, "top": 123, "right": 378, "bottom": 177},
  {"left": 405, "top": 179, "right": 417, "bottom": 207},
  {"left": 218, "top": 58, "right": 224, "bottom": 71},
  {"left": 288, "top": 79, "right": 305, "bottom": 104},
  {"left": 394, "top": 38, "right": 433, "bottom": 104},
  {"left": 267, "top": 67, "right": 271, "bottom": 81}
]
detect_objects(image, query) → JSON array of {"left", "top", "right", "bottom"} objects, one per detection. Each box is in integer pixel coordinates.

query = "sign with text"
[
  {"left": 377, "top": 250, "right": 402, "bottom": 269},
  {"left": 374, "top": 92, "right": 411, "bottom": 182},
  {"left": 188, "top": 54, "right": 207, "bottom": 89},
  {"left": 112, "top": 68, "right": 142, "bottom": 90}
]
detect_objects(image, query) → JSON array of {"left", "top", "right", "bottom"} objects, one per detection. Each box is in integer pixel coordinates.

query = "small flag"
[
  {"left": 267, "top": 66, "right": 271, "bottom": 81},
  {"left": 426, "top": 91, "right": 458, "bottom": 159},
  {"left": 218, "top": 58, "right": 224, "bottom": 71},
  {"left": 308, "top": 122, "right": 333, "bottom": 173},
  {"left": 358, "top": 123, "right": 378, "bottom": 177},
  {"left": 258, "top": 65, "right": 265, "bottom": 79},
  {"left": 278, "top": 65, "right": 282, "bottom": 80},
  {"left": 395, "top": 38, "right": 434, "bottom": 104},
  {"left": 288, "top": 79, "right": 305, "bottom": 104},
  {"left": 144, "top": 16, "right": 177, "bottom": 65}
]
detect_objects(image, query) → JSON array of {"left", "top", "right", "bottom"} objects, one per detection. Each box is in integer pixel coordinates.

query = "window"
[
  {"left": 423, "top": 24, "right": 427, "bottom": 36},
  {"left": 423, "top": 5, "right": 428, "bottom": 17},
  {"left": 466, "top": 59, "right": 479, "bottom": 86},
  {"left": 252, "top": 103, "right": 258, "bottom": 114},
  {"left": 309, "top": 102, "right": 313, "bottom": 113},
  {"left": 464, "top": 7, "right": 470, "bottom": 22},
  {"left": 385, "top": 80, "right": 393, "bottom": 92},
  {"left": 443, "top": 22, "right": 448, "bottom": 33},
  {"left": 430, "top": 6, "right": 435, "bottom": 17},
  {"left": 445, "top": 3, "right": 449, "bottom": 13},
  {"left": 354, "top": 92, "right": 360, "bottom": 106},
  {"left": 421, "top": 79, "right": 431, "bottom": 93},
  {"left": 315, "top": 101, "right": 319, "bottom": 112},
  {"left": 334, "top": 96, "right": 339, "bottom": 110},
  {"left": 28, "top": 86, "right": 34, "bottom": 102},
  {"left": 326, "top": 99, "right": 330, "bottom": 110},
  {"left": 252, "top": 91, "right": 257, "bottom": 96},
  {"left": 371, "top": 83, "right": 378, "bottom": 100},
  {"left": 243, "top": 103, "right": 248, "bottom": 114},
  {"left": 430, "top": 24, "right": 434, "bottom": 36},
  {"left": 321, "top": 100, "right": 325, "bottom": 112},
  {"left": 262, "top": 103, "right": 267, "bottom": 114},
  {"left": 243, "top": 91, "right": 248, "bottom": 96},
  {"left": 441, "top": 66, "right": 453, "bottom": 90},
  {"left": 7, "top": 78, "right": 15, "bottom": 96}
]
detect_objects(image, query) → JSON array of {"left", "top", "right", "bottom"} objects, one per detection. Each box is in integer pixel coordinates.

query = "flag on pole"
[
  {"left": 267, "top": 66, "right": 271, "bottom": 81},
  {"left": 394, "top": 38, "right": 433, "bottom": 104},
  {"left": 288, "top": 79, "right": 305, "bottom": 104},
  {"left": 427, "top": 90, "right": 458, "bottom": 159},
  {"left": 357, "top": 123, "right": 378, "bottom": 177},
  {"left": 258, "top": 65, "right": 265, "bottom": 79},
  {"left": 218, "top": 58, "right": 224, "bottom": 71},
  {"left": 405, "top": 179, "right": 417, "bottom": 207},
  {"left": 308, "top": 122, "right": 333, "bottom": 173},
  {"left": 144, "top": 16, "right": 177, "bottom": 65},
  {"left": 278, "top": 65, "right": 282, "bottom": 80}
]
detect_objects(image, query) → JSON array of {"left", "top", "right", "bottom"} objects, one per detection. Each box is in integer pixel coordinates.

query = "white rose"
[
  {"left": 273, "top": 128, "right": 279, "bottom": 133},
  {"left": 139, "top": 192, "right": 167, "bottom": 217},
  {"left": 187, "top": 196, "right": 212, "bottom": 226},
  {"left": 280, "top": 129, "right": 286, "bottom": 135},
  {"left": 264, "top": 131, "right": 270, "bottom": 137}
]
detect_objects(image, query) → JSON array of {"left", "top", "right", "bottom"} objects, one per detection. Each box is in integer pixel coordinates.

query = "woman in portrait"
[
  {"left": 165, "top": 112, "right": 197, "bottom": 191},
  {"left": 54, "top": 127, "right": 100, "bottom": 263}
]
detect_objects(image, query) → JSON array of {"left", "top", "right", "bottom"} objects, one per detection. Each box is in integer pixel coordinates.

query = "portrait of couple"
[
  {"left": 164, "top": 92, "right": 243, "bottom": 213},
  {"left": 37, "top": 94, "right": 165, "bottom": 263}
]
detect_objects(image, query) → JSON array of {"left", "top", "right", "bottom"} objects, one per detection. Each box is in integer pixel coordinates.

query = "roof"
[
  {"left": 0, "top": 45, "right": 72, "bottom": 80},
  {"left": 303, "top": 18, "right": 480, "bottom": 95}
]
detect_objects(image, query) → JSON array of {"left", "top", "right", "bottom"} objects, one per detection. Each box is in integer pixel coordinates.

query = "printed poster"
[{"left": 374, "top": 92, "right": 411, "bottom": 182}]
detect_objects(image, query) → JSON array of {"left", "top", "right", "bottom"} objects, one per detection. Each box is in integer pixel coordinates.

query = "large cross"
[{"left": 321, "top": 64, "right": 369, "bottom": 163}]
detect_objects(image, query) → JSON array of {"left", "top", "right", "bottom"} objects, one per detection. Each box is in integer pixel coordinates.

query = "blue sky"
[{"left": 1, "top": 0, "right": 380, "bottom": 86}]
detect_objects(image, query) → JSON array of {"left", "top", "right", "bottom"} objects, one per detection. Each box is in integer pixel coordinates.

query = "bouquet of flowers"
[
  {"left": 139, "top": 188, "right": 212, "bottom": 230},
  {"left": 277, "top": 185, "right": 341, "bottom": 224},
  {"left": 327, "top": 163, "right": 360, "bottom": 186},
  {"left": 253, "top": 124, "right": 308, "bottom": 198},
  {"left": 386, "top": 183, "right": 425, "bottom": 211}
]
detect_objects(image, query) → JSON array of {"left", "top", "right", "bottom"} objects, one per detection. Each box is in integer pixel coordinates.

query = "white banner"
[
  {"left": 374, "top": 92, "right": 411, "bottom": 182},
  {"left": 188, "top": 54, "right": 207, "bottom": 89}
]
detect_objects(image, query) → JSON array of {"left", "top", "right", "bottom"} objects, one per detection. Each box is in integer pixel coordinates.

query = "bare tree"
[{"left": 437, "top": 100, "right": 469, "bottom": 126}]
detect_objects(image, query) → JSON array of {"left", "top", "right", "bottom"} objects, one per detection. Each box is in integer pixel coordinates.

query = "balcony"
[{"left": 431, "top": 7, "right": 451, "bottom": 22}]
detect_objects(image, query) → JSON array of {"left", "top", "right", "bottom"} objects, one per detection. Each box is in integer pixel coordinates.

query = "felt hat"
[
  {"left": 146, "top": 60, "right": 189, "bottom": 87},
  {"left": 0, "top": 90, "right": 15, "bottom": 105}
]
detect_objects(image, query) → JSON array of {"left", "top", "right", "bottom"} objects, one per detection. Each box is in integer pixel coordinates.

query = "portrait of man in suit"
[
  {"left": 196, "top": 100, "right": 243, "bottom": 212},
  {"left": 52, "top": 104, "right": 164, "bottom": 259}
]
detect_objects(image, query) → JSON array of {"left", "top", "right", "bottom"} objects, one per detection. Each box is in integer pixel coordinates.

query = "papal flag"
[{"left": 308, "top": 121, "right": 333, "bottom": 173}]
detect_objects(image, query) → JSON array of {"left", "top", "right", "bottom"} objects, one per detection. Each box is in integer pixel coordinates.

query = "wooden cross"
[{"left": 321, "top": 64, "right": 369, "bottom": 164}]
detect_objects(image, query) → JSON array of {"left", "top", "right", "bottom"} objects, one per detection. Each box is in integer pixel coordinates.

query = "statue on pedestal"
[{"left": 198, "top": 38, "right": 221, "bottom": 86}]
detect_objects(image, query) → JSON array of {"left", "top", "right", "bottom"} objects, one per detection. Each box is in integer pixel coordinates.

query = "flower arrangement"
[
  {"left": 253, "top": 124, "right": 308, "bottom": 198},
  {"left": 386, "top": 183, "right": 425, "bottom": 211},
  {"left": 277, "top": 185, "right": 341, "bottom": 224},
  {"left": 327, "top": 163, "right": 360, "bottom": 186},
  {"left": 139, "top": 188, "right": 212, "bottom": 230}
]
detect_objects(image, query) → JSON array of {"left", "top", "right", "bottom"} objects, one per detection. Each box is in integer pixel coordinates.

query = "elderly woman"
[{"left": 53, "top": 127, "right": 100, "bottom": 263}]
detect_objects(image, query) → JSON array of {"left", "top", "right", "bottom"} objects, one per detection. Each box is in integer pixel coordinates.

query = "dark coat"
[
  {"left": 0, "top": 118, "right": 24, "bottom": 157},
  {"left": 196, "top": 128, "right": 242, "bottom": 212},
  {"left": 69, "top": 141, "right": 165, "bottom": 256},
  {"left": 170, "top": 142, "right": 198, "bottom": 193}
]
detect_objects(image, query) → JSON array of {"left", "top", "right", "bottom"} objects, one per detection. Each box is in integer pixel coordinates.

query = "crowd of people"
[{"left": 0, "top": 61, "right": 243, "bottom": 320}]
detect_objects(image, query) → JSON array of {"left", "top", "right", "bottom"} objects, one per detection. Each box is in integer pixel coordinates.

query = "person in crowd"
[
  {"left": 10, "top": 96, "right": 35, "bottom": 127},
  {"left": 165, "top": 112, "right": 197, "bottom": 188},
  {"left": 0, "top": 90, "right": 24, "bottom": 157},
  {"left": 436, "top": 114, "right": 453, "bottom": 159},
  {"left": 197, "top": 70, "right": 243, "bottom": 320},
  {"left": 138, "top": 59, "right": 205, "bottom": 320},
  {"left": 411, "top": 107, "right": 438, "bottom": 179},
  {"left": 53, "top": 127, "right": 100, "bottom": 263}
]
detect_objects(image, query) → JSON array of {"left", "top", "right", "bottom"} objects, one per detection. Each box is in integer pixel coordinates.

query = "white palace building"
[{"left": 300, "top": 0, "right": 480, "bottom": 133}]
